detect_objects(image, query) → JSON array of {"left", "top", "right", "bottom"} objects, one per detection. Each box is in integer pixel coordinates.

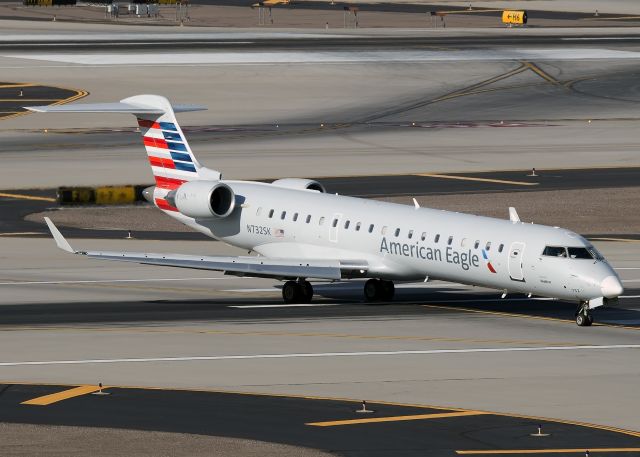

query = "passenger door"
[{"left": 508, "top": 242, "right": 526, "bottom": 282}]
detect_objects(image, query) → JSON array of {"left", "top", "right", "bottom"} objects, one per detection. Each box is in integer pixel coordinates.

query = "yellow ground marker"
[
  {"left": 0, "top": 192, "right": 56, "bottom": 202},
  {"left": 457, "top": 449, "right": 640, "bottom": 454},
  {"left": 21, "top": 385, "right": 103, "bottom": 406},
  {"left": 522, "top": 61, "right": 562, "bottom": 85},
  {"left": 307, "top": 410, "right": 485, "bottom": 427},
  {"left": 415, "top": 173, "right": 538, "bottom": 186}
]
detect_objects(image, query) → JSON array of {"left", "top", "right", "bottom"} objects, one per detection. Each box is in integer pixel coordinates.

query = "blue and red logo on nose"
[{"left": 482, "top": 249, "right": 497, "bottom": 273}]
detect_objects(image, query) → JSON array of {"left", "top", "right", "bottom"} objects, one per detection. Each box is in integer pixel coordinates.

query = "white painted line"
[
  {"left": 1, "top": 345, "right": 638, "bottom": 367},
  {"left": 0, "top": 277, "right": 231, "bottom": 286},
  {"left": 229, "top": 303, "right": 342, "bottom": 309},
  {"left": 8, "top": 48, "right": 640, "bottom": 66},
  {"left": 621, "top": 295, "right": 640, "bottom": 298}
]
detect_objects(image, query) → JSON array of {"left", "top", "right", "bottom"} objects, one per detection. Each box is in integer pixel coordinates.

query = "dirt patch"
[{"left": 0, "top": 422, "right": 333, "bottom": 457}]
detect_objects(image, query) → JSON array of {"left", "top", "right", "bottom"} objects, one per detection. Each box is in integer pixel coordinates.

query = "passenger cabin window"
[
  {"left": 382, "top": 226, "right": 388, "bottom": 235},
  {"left": 356, "top": 222, "right": 361, "bottom": 231},
  {"left": 408, "top": 230, "right": 413, "bottom": 239},
  {"left": 485, "top": 242, "right": 491, "bottom": 251},
  {"left": 543, "top": 246, "right": 567, "bottom": 258},
  {"left": 293, "top": 213, "right": 299, "bottom": 222},
  {"left": 281, "top": 211, "right": 286, "bottom": 220},
  {"left": 421, "top": 232, "right": 426, "bottom": 241},
  {"left": 474, "top": 240, "right": 480, "bottom": 249},
  {"left": 434, "top": 234, "right": 440, "bottom": 243},
  {"left": 344, "top": 220, "right": 350, "bottom": 229},
  {"left": 498, "top": 244, "right": 504, "bottom": 253},
  {"left": 369, "top": 224, "right": 374, "bottom": 233},
  {"left": 306, "top": 215, "right": 312, "bottom": 223},
  {"left": 394, "top": 228, "right": 400, "bottom": 237},
  {"left": 268, "top": 209, "right": 274, "bottom": 218},
  {"left": 319, "top": 217, "right": 325, "bottom": 226},
  {"left": 256, "top": 207, "right": 262, "bottom": 216},
  {"left": 568, "top": 247, "right": 593, "bottom": 259},
  {"left": 332, "top": 218, "right": 338, "bottom": 228},
  {"left": 447, "top": 236, "right": 453, "bottom": 246}
]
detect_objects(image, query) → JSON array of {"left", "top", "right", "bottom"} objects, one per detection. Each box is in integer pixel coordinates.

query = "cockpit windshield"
[
  {"left": 542, "top": 246, "right": 600, "bottom": 260},
  {"left": 567, "top": 247, "right": 593, "bottom": 259}
]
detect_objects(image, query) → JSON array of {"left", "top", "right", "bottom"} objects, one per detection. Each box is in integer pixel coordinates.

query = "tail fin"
[{"left": 26, "top": 94, "right": 220, "bottom": 192}]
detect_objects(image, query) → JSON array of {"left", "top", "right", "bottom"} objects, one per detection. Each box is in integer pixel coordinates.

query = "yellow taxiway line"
[
  {"left": 415, "top": 173, "right": 538, "bottom": 186},
  {"left": 307, "top": 410, "right": 485, "bottom": 427},
  {"left": 0, "top": 192, "right": 56, "bottom": 202},
  {"left": 457, "top": 449, "right": 640, "bottom": 454},
  {"left": 21, "top": 385, "right": 103, "bottom": 406}
]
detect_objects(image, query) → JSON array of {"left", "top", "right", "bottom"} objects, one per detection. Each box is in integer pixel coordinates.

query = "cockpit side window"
[
  {"left": 543, "top": 246, "right": 567, "bottom": 258},
  {"left": 587, "top": 246, "right": 604, "bottom": 261},
  {"left": 568, "top": 247, "right": 593, "bottom": 259}
]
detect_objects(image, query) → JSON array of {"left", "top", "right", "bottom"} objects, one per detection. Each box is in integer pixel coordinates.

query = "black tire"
[
  {"left": 576, "top": 313, "right": 590, "bottom": 327},
  {"left": 364, "top": 279, "right": 381, "bottom": 302},
  {"left": 586, "top": 314, "right": 594, "bottom": 326},
  {"left": 380, "top": 280, "right": 395, "bottom": 301},
  {"left": 282, "top": 280, "right": 301, "bottom": 304},
  {"left": 301, "top": 281, "right": 313, "bottom": 304}
]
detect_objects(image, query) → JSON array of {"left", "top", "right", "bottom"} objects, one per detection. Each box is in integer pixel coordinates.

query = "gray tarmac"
[{"left": 1, "top": 22, "right": 640, "bottom": 451}]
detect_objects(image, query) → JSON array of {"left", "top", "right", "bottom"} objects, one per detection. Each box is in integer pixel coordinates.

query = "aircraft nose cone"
[{"left": 601, "top": 275, "right": 623, "bottom": 298}]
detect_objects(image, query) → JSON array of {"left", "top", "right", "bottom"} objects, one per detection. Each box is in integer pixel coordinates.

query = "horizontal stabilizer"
[{"left": 26, "top": 102, "right": 206, "bottom": 114}]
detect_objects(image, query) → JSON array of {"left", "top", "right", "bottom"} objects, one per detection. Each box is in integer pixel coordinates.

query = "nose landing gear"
[{"left": 575, "top": 301, "right": 594, "bottom": 327}]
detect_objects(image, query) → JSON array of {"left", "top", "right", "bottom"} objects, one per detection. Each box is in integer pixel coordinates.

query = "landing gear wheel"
[
  {"left": 282, "top": 280, "right": 302, "bottom": 304},
  {"left": 301, "top": 280, "right": 313, "bottom": 304},
  {"left": 575, "top": 302, "right": 593, "bottom": 327},
  {"left": 364, "top": 279, "right": 382, "bottom": 302},
  {"left": 379, "top": 280, "right": 395, "bottom": 301}
]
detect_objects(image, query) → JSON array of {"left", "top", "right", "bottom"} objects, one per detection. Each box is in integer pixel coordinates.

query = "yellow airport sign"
[{"left": 502, "top": 10, "right": 527, "bottom": 25}]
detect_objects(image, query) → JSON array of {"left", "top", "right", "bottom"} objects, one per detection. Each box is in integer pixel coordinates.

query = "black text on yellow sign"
[{"left": 502, "top": 10, "right": 527, "bottom": 25}]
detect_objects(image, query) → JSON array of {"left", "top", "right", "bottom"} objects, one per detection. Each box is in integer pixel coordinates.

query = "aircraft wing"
[{"left": 44, "top": 218, "right": 365, "bottom": 280}]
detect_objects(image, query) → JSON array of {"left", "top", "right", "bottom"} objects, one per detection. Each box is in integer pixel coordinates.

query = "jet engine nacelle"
[
  {"left": 173, "top": 181, "right": 236, "bottom": 218},
  {"left": 271, "top": 178, "right": 326, "bottom": 193}
]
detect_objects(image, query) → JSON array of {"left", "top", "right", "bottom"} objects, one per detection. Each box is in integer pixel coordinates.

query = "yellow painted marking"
[
  {"left": 21, "top": 385, "right": 102, "bottom": 406},
  {"left": 590, "top": 238, "right": 640, "bottom": 243},
  {"left": 0, "top": 232, "right": 43, "bottom": 236},
  {"left": 586, "top": 16, "right": 640, "bottom": 21},
  {"left": 457, "top": 449, "right": 640, "bottom": 455},
  {"left": 308, "top": 410, "right": 485, "bottom": 427},
  {"left": 0, "top": 192, "right": 56, "bottom": 202},
  {"left": 0, "top": 83, "right": 36, "bottom": 89},
  {"left": 522, "top": 61, "right": 561, "bottom": 85},
  {"left": 415, "top": 173, "right": 538, "bottom": 186}
]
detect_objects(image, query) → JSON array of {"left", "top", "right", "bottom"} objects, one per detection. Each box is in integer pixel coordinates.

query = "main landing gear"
[
  {"left": 575, "top": 301, "right": 594, "bottom": 327},
  {"left": 282, "top": 279, "right": 313, "bottom": 304},
  {"left": 364, "top": 278, "right": 395, "bottom": 302}
]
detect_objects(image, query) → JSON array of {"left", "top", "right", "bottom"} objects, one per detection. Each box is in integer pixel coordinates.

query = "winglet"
[
  {"left": 44, "top": 217, "right": 75, "bottom": 253},
  {"left": 508, "top": 207, "right": 520, "bottom": 223}
]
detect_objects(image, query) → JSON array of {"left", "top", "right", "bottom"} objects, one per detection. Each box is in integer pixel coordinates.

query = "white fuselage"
[{"left": 164, "top": 181, "right": 622, "bottom": 303}]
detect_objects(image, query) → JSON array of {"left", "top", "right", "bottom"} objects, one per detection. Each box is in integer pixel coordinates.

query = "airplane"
[{"left": 28, "top": 94, "right": 623, "bottom": 327}]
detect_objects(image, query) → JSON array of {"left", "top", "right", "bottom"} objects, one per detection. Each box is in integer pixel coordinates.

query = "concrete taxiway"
[{"left": 1, "top": 21, "right": 640, "bottom": 455}]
